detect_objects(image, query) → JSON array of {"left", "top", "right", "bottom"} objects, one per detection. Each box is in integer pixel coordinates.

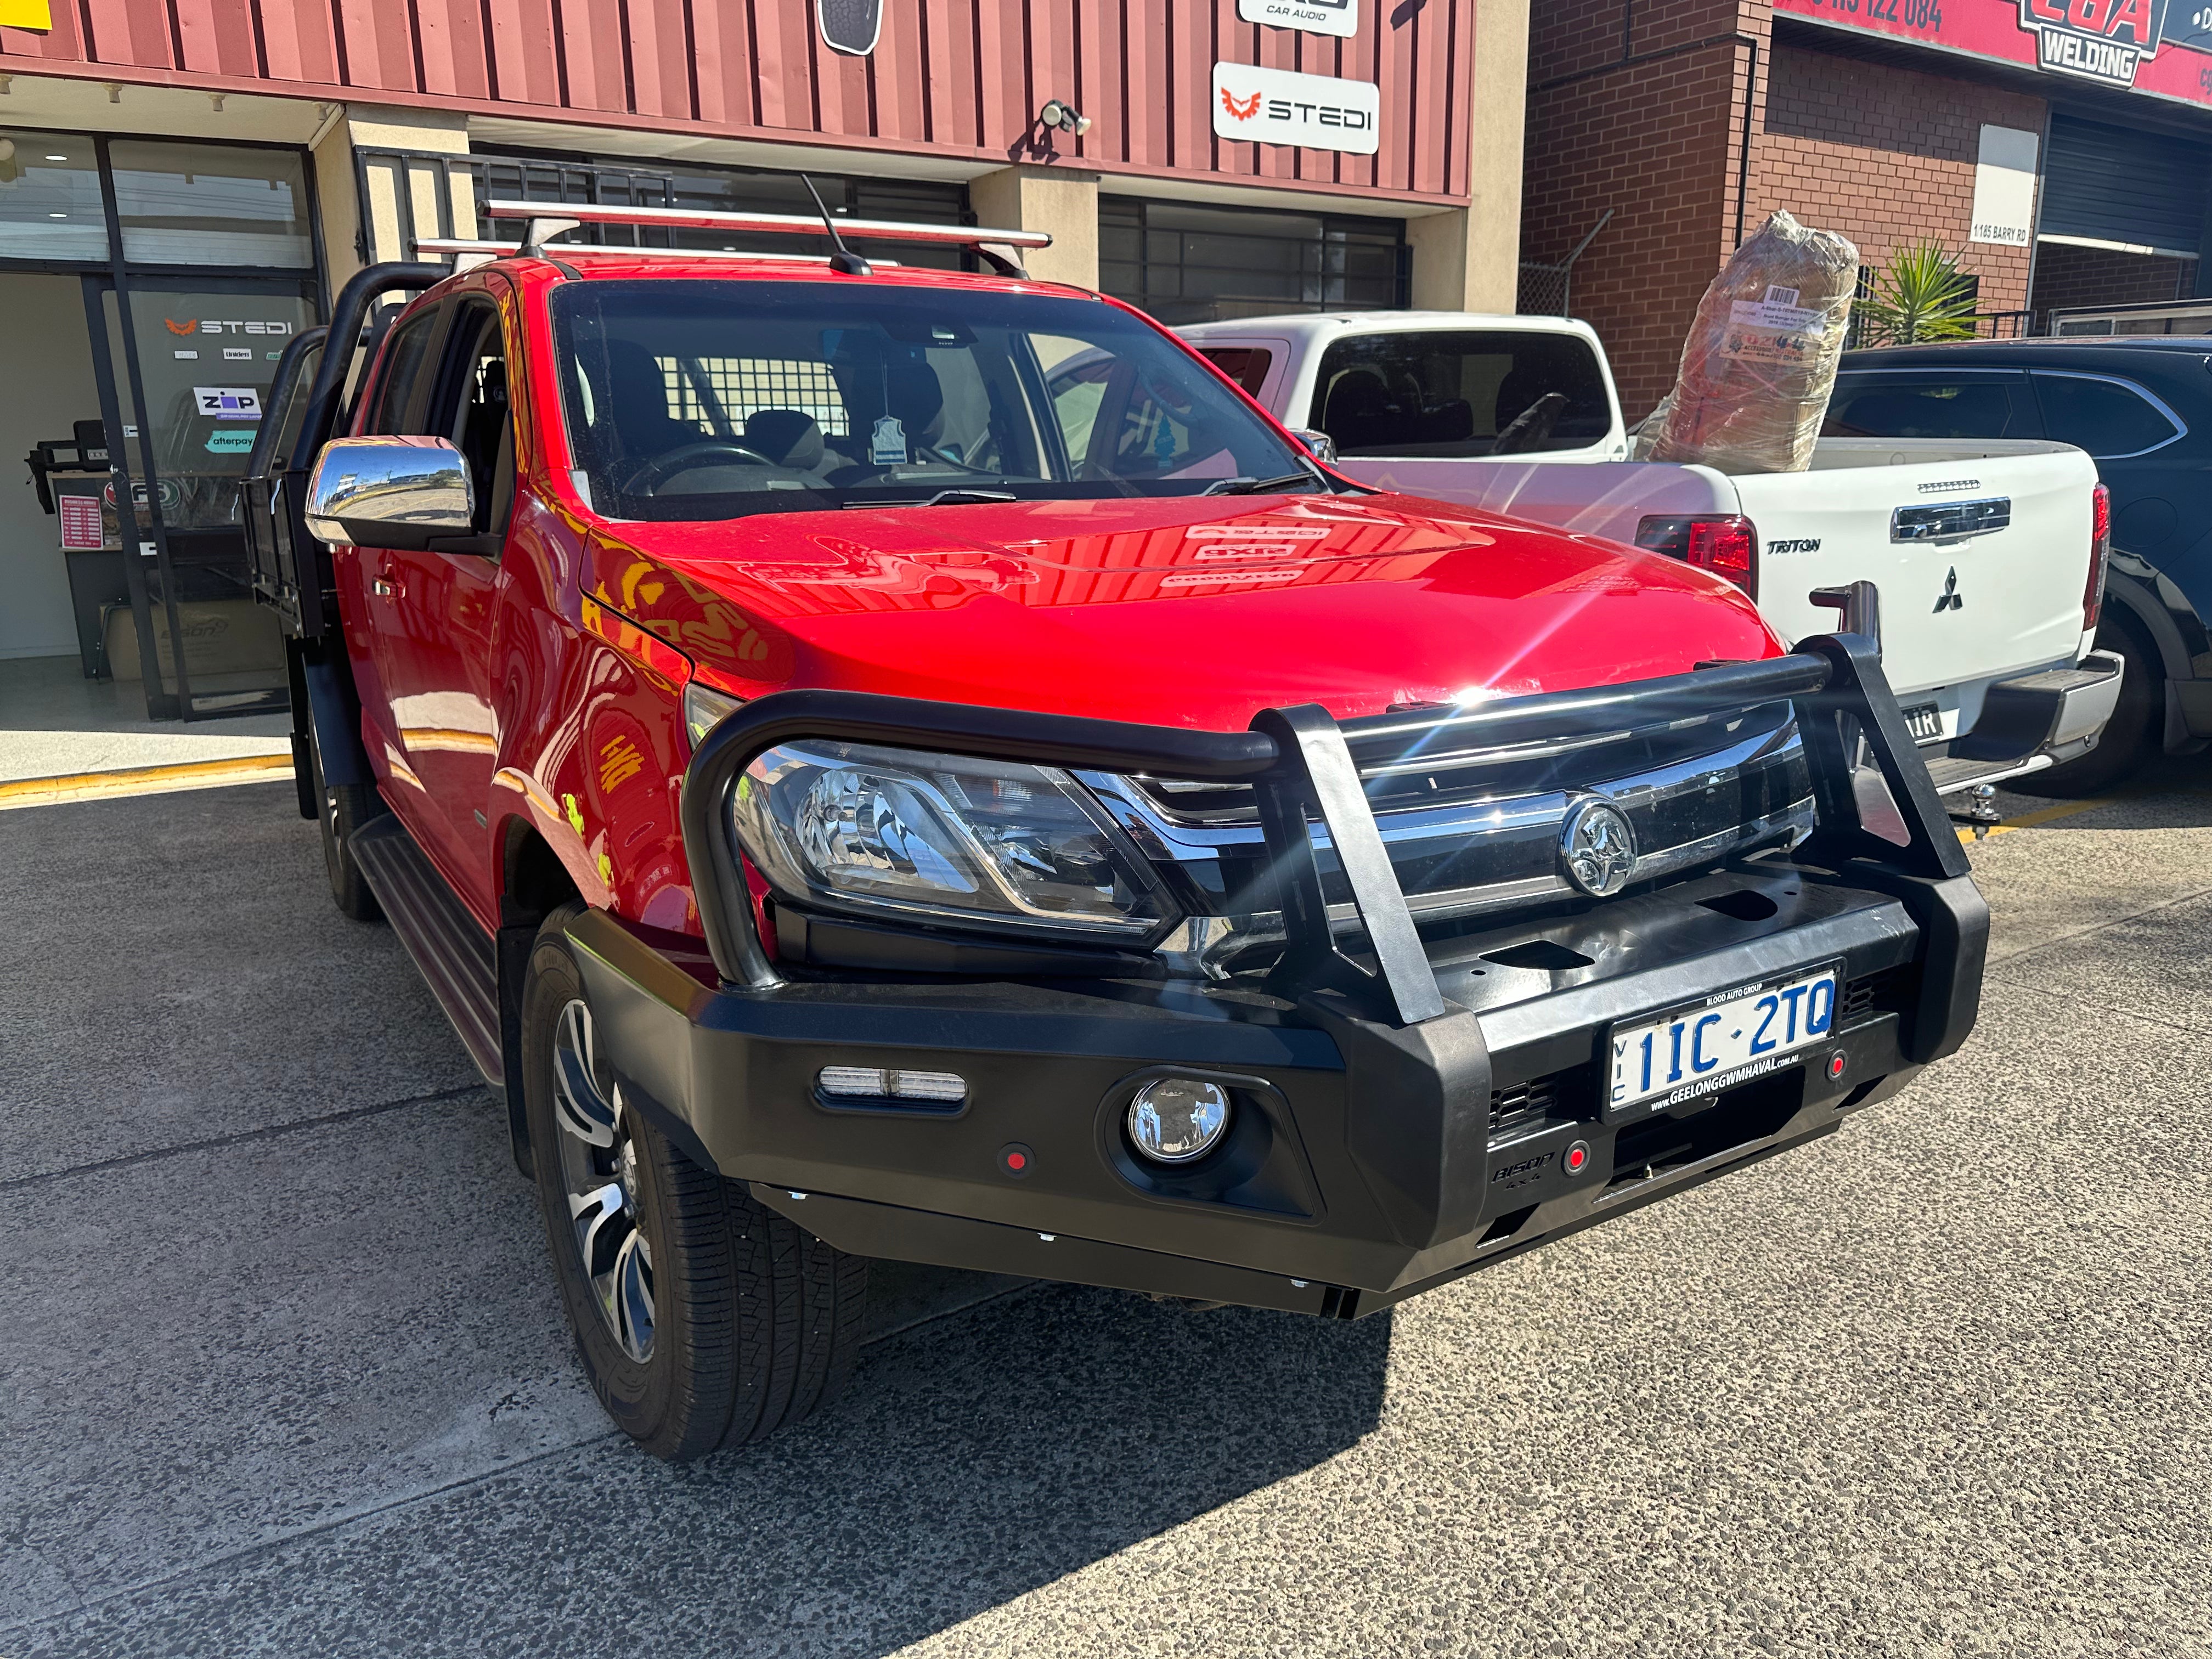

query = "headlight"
[{"left": 730, "top": 739, "right": 1178, "bottom": 943}]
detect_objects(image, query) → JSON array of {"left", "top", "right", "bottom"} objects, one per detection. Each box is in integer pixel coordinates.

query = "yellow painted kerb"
[
  {"left": 0, "top": 753, "right": 291, "bottom": 809},
  {"left": 0, "top": 2, "right": 54, "bottom": 31}
]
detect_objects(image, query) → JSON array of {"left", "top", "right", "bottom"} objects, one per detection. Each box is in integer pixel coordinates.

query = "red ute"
[{"left": 250, "top": 219, "right": 1982, "bottom": 1461}]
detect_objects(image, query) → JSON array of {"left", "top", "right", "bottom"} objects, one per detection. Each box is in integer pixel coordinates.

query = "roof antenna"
[{"left": 802, "top": 176, "right": 872, "bottom": 276}]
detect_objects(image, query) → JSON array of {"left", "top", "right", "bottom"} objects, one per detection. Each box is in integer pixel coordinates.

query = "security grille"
[{"left": 661, "top": 356, "right": 850, "bottom": 435}]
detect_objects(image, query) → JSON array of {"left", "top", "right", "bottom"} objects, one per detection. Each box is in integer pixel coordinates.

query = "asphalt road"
[{"left": 3, "top": 770, "right": 2209, "bottom": 1658}]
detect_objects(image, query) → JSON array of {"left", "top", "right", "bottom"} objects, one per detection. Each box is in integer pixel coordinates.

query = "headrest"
[{"left": 744, "top": 408, "right": 827, "bottom": 471}]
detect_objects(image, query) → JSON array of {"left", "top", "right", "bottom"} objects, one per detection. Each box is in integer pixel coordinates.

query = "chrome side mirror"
[
  {"left": 1287, "top": 427, "right": 1339, "bottom": 465},
  {"left": 305, "top": 436, "right": 475, "bottom": 550}
]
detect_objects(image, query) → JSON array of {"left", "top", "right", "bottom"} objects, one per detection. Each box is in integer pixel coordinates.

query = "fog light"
[
  {"left": 1127, "top": 1077, "right": 1231, "bottom": 1164},
  {"left": 817, "top": 1066, "right": 968, "bottom": 1104}
]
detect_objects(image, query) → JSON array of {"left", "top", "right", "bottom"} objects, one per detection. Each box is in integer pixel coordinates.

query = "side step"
[{"left": 349, "top": 814, "right": 504, "bottom": 1087}]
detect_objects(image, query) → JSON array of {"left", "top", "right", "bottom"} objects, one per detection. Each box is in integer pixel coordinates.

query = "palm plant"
[{"left": 1854, "top": 241, "right": 1979, "bottom": 347}]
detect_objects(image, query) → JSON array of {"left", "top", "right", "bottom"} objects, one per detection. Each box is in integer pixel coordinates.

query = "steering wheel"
[{"left": 620, "top": 439, "right": 783, "bottom": 493}]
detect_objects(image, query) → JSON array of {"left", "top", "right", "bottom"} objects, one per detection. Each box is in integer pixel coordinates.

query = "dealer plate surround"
[{"left": 1605, "top": 960, "right": 1841, "bottom": 1122}]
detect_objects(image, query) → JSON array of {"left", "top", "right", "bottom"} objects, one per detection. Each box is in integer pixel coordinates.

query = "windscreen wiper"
[
  {"left": 1204, "top": 467, "right": 1328, "bottom": 496},
  {"left": 842, "top": 488, "right": 1018, "bottom": 507}
]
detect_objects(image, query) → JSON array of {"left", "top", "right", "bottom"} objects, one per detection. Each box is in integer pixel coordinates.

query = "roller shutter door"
[{"left": 2040, "top": 114, "right": 2212, "bottom": 256}]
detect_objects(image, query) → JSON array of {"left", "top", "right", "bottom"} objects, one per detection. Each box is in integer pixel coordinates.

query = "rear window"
[
  {"left": 2032, "top": 372, "right": 2183, "bottom": 458},
  {"left": 1311, "top": 330, "right": 1612, "bottom": 458},
  {"left": 1195, "top": 346, "right": 1274, "bottom": 397},
  {"left": 1822, "top": 372, "right": 2038, "bottom": 440}
]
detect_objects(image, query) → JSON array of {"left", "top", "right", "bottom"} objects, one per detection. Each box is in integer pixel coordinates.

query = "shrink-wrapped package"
[{"left": 1634, "top": 211, "right": 1859, "bottom": 474}]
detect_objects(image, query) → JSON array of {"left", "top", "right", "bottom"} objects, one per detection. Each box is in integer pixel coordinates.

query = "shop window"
[
  {"left": 109, "top": 141, "right": 313, "bottom": 268},
  {"left": 2032, "top": 373, "right": 2183, "bottom": 459},
  {"left": 1823, "top": 372, "right": 2038, "bottom": 441},
  {"left": 0, "top": 129, "right": 109, "bottom": 261},
  {"left": 1196, "top": 347, "right": 1275, "bottom": 397},
  {"left": 1101, "top": 199, "right": 1406, "bottom": 326},
  {"left": 1311, "top": 330, "right": 1611, "bottom": 457}
]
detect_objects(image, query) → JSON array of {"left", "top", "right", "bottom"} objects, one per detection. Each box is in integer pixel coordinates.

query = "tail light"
[
  {"left": 1635, "top": 514, "right": 1758, "bottom": 599},
  {"left": 2084, "top": 482, "right": 2111, "bottom": 631}
]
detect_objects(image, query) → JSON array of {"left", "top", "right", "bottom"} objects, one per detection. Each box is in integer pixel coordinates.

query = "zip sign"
[{"left": 194, "top": 386, "right": 264, "bottom": 421}]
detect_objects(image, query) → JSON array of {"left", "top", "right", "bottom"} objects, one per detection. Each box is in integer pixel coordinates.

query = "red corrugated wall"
[{"left": 1, "top": 0, "right": 1472, "bottom": 202}]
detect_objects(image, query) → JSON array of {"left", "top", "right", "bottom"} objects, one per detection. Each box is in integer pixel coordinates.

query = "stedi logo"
[
  {"left": 1210, "top": 62, "right": 1380, "bottom": 154},
  {"left": 164, "top": 318, "right": 296, "bottom": 338}
]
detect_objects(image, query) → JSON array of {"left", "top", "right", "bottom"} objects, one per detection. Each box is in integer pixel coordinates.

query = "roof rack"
[
  {"left": 414, "top": 238, "right": 904, "bottom": 269},
  {"left": 469, "top": 199, "right": 1050, "bottom": 275}
]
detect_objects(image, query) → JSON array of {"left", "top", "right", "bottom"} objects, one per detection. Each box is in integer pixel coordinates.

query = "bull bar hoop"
[{"left": 679, "top": 635, "right": 1967, "bottom": 1027}]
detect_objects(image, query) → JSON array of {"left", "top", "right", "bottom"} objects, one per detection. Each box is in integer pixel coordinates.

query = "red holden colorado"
[{"left": 246, "top": 206, "right": 1985, "bottom": 1461}]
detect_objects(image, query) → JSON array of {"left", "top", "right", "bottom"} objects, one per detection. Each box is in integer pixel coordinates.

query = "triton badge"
[{"left": 1560, "top": 798, "right": 1636, "bottom": 897}]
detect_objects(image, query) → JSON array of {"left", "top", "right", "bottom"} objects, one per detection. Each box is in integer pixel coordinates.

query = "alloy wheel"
[{"left": 551, "top": 996, "right": 655, "bottom": 1363}]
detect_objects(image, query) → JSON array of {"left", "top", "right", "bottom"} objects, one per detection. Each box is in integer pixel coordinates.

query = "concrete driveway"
[{"left": 3, "top": 771, "right": 2209, "bottom": 1657}]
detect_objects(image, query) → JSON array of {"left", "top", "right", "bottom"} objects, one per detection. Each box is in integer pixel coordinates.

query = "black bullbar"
[{"left": 561, "top": 633, "right": 1985, "bottom": 1317}]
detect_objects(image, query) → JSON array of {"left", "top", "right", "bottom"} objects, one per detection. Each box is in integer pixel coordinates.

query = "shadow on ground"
[
  {"left": 23, "top": 1287, "right": 1392, "bottom": 1658},
  {"left": 2, "top": 781, "right": 1391, "bottom": 1658}
]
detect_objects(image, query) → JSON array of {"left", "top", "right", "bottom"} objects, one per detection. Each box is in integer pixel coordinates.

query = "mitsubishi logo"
[
  {"left": 1560, "top": 797, "right": 1636, "bottom": 898},
  {"left": 1933, "top": 568, "right": 1963, "bottom": 613}
]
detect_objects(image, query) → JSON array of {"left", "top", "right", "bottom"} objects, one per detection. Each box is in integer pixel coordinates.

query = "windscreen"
[
  {"left": 551, "top": 280, "right": 1312, "bottom": 521},
  {"left": 1311, "top": 330, "right": 1612, "bottom": 458}
]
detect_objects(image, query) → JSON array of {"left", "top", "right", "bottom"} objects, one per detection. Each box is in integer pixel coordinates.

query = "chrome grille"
[{"left": 1081, "top": 696, "right": 1815, "bottom": 932}]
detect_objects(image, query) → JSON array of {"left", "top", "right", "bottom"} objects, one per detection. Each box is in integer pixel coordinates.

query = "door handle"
[{"left": 372, "top": 577, "right": 401, "bottom": 600}]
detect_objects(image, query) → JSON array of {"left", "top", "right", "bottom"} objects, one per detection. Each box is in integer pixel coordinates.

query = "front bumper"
[
  {"left": 585, "top": 636, "right": 1984, "bottom": 1319},
  {"left": 575, "top": 860, "right": 1983, "bottom": 1319}
]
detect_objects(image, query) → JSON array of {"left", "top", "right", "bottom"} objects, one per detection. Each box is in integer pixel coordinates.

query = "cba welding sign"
[
  {"left": 1211, "top": 62, "right": 1380, "bottom": 155},
  {"left": 1238, "top": 0, "right": 1359, "bottom": 38},
  {"left": 2016, "top": 0, "right": 2178, "bottom": 88}
]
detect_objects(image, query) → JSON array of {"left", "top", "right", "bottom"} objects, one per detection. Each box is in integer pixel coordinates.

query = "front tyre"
[{"left": 522, "top": 905, "right": 868, "bottom": 1460}]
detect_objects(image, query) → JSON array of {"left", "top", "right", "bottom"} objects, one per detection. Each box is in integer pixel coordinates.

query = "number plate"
[
  {"left": 1902, "top": 702, "right": 1944, "bottom": 743},
  {"left": 1606, "top": 963, "right": 1842, "bottom": 1122}
]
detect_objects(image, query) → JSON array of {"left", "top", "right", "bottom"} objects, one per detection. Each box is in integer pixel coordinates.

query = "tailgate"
[
  {"left": 1739, "top": 439, "right": 2097, "bottom": 706},
  {"left": 1336, "top": 457, "right": 1735, "bottom": 543}
]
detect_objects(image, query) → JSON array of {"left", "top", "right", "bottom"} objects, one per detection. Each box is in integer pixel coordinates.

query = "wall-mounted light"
[{"left": 1039, "top": 99, "right": 1091, "bottom": 137}]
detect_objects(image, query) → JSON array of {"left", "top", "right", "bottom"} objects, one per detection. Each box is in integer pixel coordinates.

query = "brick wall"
[
  {"left": 1750, "top": 44, "right": 2042, "bottom": 332},
  {"left": 2030, "top": 243, "right": 2201, "bottom": 326},
  {"left": 1521, "top": 0, "right": 1761, "bottom": 416}
]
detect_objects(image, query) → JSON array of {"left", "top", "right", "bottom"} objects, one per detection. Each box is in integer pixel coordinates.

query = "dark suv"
[{"left": 1829, "top": 338, "right": 2210, "bottom": 792}]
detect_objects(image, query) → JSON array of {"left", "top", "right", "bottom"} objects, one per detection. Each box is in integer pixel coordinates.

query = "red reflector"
[
  {"left": 1564, "top": 1140, "right": 1590, "bottom": 1175},
  {"left": 1826, "top": 1051, "right": 1847, "bottom": 1081},
  {"left": 1634, "top": 514, "right": 1758, "bottom": 599},
  {"left": 998, "top": 1142, "right": 1034, "bottom": 1178},
  {"left": 2084, "top": 482, "right": 2111, "bottom": 631}
]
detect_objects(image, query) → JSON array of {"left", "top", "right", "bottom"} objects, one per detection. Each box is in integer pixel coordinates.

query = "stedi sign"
[{"left": 1210, "top": 62, "right": 1381, "bottom": 154}]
